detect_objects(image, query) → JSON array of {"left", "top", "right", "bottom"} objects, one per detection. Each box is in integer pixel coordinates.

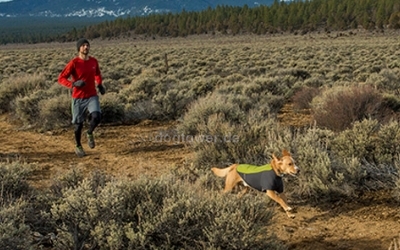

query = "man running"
[{"left": 58, "top": 38, "right": 106, "bottom": 157}]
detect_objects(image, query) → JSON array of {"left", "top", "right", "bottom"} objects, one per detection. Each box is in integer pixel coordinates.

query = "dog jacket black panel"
[{"left": 237, "top": 164, "right": 283, "bottom": 193}]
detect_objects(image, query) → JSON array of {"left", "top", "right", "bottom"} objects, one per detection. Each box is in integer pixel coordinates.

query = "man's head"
[{"left": 77, "top": 38, "right": 90, "bottom": 52}]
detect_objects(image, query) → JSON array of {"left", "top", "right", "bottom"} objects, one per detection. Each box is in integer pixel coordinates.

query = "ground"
[{"left": 1, "top": 114, "right": 399, "bottom": 250}]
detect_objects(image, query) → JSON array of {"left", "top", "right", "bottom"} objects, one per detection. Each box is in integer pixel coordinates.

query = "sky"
[{"left": 0, "top": 0, "right": 13, "bottom": 2}]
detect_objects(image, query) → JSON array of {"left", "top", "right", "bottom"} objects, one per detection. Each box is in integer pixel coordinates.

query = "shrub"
[
  {"left": 191, "top": 75, "right": 221, "bottom": 96},
  {"left": 51, "top": 179, "right": 101, "bottom": 250},
  {"left": 38, "top": 94, "right": 71, "bottom": 130},
  {"left": 50, "top": 174, "right": 284, "bottom": 250},
  {"left": 151, "top": 81, "right": 196, "bottom": 120},
  {"left": 331, "top": 119, "right": 400, "bottom": 166},
  {"left": 0, "top": 73, "right": 48, "bottom": 114},
  {"left": 243, "top": 74, "right": 296, "bottom": 99},
  {"left": 331, "top": 119, "right": 378, "bottom": 161},
  {"left": 256, "top": 120, "right": 400, "bottom": 199},
  {"left": 177, "top": 92, "right": 246, "bottom": 136},
  {"left": 215, "top": 79, "right": 286, "bottom": 115},
  {"left": 303, "top": 75, "right": 326, "bottom": 88},
  {"left": 330, "top": 119, "right": 399, "bottom": 191},
  {"left": 185, "top": 107, "right": 399, "bottom": 200},
  {"left": 0, "top": 161, "right": 34, "bottom": 250},
  {"left": 184, "top": 113, "right": 244, "bottom": 167},
  {"left": 373, "top": 120, "right": 400, "bottom": 165},
  {"left": 100, "top": 93, "right": 126, "bottom": 124},
  {"left": 264, "top": 120, "right": 399, "bottom": 199},
  {"left": 123, "top": 100, "right": 159, "bottom": 122},
  {"left": 0, "top": 161, "right": 33, "bottom": 202},
  {"left": 291, "top": 127, "right": 338, "bottom": 198},
  {"left": 311, "top": 85, "right": 392, "bottom": 131},
  {"left": 12, "top": 90, "right": 48, "bottom": 127},
  {"left": 366, "top": 68, "right": 400, "bottom": 93},
  {"left": 184, "top": 107, "right": 298, "bottom": 171},
  {"left": 0, "top": 200, "right": 32, "bottom": 250},
  {"left": 121, "top": 77, "right": 159, "bottom": 104},
  {"left": 381, "top": 94, "right": 400, "bottom": 113},
  {"left": 291, "top": 86, "right": 320, "bottom": 111},
  {"left": 14, "top": 90, "right": 71, "bottom": 130},
  {"left": 49, "top": 168, "right": 86, "bottom": 196},
  {"left": 121, "top": 76, "right": 197, "bottom": 121},
  {"left": 49, "top": 170, "right": 110, "bottom": 249}
]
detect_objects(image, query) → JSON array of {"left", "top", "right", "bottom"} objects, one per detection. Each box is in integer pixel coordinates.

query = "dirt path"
[
  {"left": 1, "top": 115, "right": 399, "bottom": 250},
  {"left": 0, "top": 115, "right": 191, "bottom": 188},
  {"left": 272, "top": 191, "right": 400, "bottom": 250}
]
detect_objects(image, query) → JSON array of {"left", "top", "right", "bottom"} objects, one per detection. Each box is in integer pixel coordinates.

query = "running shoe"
[
  {"left": 75, "top": 146, "right": 86, "bottom": 157},
  {"left": 87, "top": 132, "right": 95, "bottom": 149}
]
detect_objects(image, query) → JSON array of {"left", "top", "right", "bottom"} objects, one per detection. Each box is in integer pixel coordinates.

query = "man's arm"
[
  {"left": 94, "top": 59, "right": 105, "bottom": 94},
  {"left": 94, "top": 60, "right": 102, "bottom": 86},
  {"left": 58, "top": 61, "right": 74, "bottom": 88}
]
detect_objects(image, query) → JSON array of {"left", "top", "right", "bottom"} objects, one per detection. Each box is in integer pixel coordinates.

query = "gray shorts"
[{"left": 71, "top": 96, "right": 101, "bottom": 124}]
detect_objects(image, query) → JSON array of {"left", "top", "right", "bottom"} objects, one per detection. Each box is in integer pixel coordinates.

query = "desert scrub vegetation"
[
  {"left": 179, "top": 86, "right": 400, "bottom": 199},
  {"left": 310, "top": 84, "right": 395, "bottom": 131},
  {"left": 1, "top": 36, "right": 400, "bottom": 196},
  {"left": 0, "top": 161, "right": 285, "bottom": 250},
  {"left": 1, "top": 35, "right": 400, "bottom": 129},
  {"left": 0, "top": 73, "right": 49, "bottom": 115},
  {"left": 0, "top": 161, "right": 34, "bottom": 249}
]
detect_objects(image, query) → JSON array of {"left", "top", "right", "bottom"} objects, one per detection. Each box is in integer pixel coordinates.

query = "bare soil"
[{"left": 1, "top": 114, "right": 399, "bottom": 250}]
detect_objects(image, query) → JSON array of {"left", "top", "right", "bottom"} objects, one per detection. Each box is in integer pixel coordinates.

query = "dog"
[{"left": 211, "top": 149, "right": 300, "bottom": 218}]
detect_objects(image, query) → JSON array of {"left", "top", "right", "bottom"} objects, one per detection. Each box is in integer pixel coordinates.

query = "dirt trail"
[
  {"left": 272, "top": 191, "right": 400, "bottom": 250},
  {"left": 0, "top": 115, "right": 191, "bottom": 187},
  {"left": 1, "top": 115, "right": 399, "bottom": 250}
]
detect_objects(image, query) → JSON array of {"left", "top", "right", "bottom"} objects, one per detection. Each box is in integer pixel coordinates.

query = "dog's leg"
[
  {"left": 279, "top": 193, "right": 291, "bottom": 210},
  {"left": 279, "top": 193, "right": 295, "bottom": 217},
  {"left": 266, "top": 190, "right": 295, "bottom": 218},
  {"left": 223, "top": 170, "right": 242, "bottom": 194},
  {"left": 237, "top": 186, "right": 249, "bottom": 198}
]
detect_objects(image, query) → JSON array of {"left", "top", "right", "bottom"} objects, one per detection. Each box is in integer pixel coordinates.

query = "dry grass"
[
  {"left": 1, "top": 33, "right": 400, "bottom": 126},
  {"left": 1, "top": 33, "right": 400, "bottom": 250},
  {"left": 389, "top": 234, "right": 400, "bottom": 250},
  {"left": 1, "top": 33, "right": 400, "bottom": 194}
]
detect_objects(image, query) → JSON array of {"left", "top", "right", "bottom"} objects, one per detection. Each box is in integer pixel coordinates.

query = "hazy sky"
[{"left": 0, "top": 0, "right": 13, "bottom": 2}]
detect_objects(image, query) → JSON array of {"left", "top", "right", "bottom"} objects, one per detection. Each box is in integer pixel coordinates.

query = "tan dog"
[{"left": 211, "top": 149, "right": 300, "bottom": 218}]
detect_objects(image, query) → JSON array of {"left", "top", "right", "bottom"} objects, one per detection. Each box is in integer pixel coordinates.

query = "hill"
[{"left": 0, "top": 0, "right": 276, "bottom": 17}]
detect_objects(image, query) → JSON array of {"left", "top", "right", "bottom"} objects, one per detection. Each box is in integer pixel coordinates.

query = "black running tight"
[
  {"left": 88, "top": 111, "right": 101, "bottom": 134},
  {"left": 74, "top": 111, "right": 101, "bottom": 146}
]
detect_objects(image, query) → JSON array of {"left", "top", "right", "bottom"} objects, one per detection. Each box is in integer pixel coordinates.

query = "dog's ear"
[
  {"left": 272, "top": 153, "right": 279, "bottom": 162},
  {"left": 282, "top": 149, "right": 290, "bottom": 157}
]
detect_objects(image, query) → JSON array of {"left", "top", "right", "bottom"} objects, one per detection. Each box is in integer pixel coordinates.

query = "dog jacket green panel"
[
  {"left": 237, "top": 164, "right": 283, "bottom": 193},
  {"left": 236, "top": 164, "right": 272, "bottom": 174}
]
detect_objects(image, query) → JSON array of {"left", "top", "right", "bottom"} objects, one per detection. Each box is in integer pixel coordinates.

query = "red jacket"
[{"left": 58, "top": 56, "right": 102, "bottom": 99}]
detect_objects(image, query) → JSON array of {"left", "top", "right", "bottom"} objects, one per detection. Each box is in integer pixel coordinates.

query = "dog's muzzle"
[{"left": 292, "top": 166, "right": 300, "bottom": 176}]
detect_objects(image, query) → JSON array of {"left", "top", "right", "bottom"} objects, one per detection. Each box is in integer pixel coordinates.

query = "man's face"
[{"left": 79, "top": 43, "right": 90, "bottom": 55}]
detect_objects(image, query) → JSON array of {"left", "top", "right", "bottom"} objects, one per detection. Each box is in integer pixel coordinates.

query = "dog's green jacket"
[{"left": 237, "top": 164, "right": 284, "bottom": 193}]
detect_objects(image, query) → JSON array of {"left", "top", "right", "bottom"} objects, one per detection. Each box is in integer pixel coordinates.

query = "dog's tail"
[{"left": 211, "top": 165, "right": 235, "bottom": 177}]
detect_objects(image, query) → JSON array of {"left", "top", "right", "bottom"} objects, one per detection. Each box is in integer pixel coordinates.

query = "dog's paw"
[
  {"left": 286, "top": 211, "right": 296, "bottom": 218},
  {"left": 285, "top": 207, "right": 295, "bottom": 218}
]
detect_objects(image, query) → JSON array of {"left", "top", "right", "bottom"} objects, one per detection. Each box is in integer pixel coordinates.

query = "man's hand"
[
  {"left": 72, "top": 80, "right": 86, "bottom": 88},
  {"left": 97, "top": 84, "right": 106, "bottom": 95}
]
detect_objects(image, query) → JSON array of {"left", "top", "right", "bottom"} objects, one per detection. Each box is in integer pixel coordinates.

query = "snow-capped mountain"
[{"left": 0, "top": 0, "right": 276, "bottom": 18}]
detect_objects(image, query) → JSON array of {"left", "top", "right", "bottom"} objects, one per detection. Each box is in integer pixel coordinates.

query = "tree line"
[
  {"left": 60, "top": 0, "right": 400, "bottom": 40},
  {"left": 2, "top": 0, "right": 400, "bottom": 44}
]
